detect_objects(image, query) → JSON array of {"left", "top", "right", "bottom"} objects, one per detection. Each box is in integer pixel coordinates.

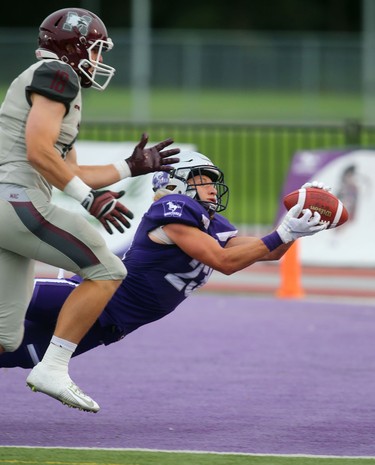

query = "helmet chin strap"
[{"left": 194, "top": 192, "right": 217, "bottom": 216}]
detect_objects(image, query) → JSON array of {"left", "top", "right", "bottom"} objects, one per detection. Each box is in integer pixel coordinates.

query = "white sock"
[
  {"left": 40, "top": 337, "right": 77, "bottom": 370},
  {"left": 51, "top": 336, "right": 77, "bottom": 352}
]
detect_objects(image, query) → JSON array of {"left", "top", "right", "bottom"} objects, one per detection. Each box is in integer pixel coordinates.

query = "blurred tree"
[
  {"left": 151, "top": 0, "right": 360, "bottom": 32},
  {"left": 0, "top": 0, "right": 360, "bottom": 31}
]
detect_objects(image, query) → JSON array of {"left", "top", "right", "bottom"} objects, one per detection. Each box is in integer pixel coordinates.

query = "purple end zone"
[{"left": 1, "top": 294, "right": 375, "bottom": 456}]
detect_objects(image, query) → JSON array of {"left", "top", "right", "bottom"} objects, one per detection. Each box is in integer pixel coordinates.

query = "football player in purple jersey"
[
  {"left": 0, "top": 7, "right": 179, "bottom": 413},
  {"left": 0, "top": 151, "right": 326, "bottom": 391}
]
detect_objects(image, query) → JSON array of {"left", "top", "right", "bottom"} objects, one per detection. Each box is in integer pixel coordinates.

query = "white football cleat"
[{"left": 26, "top": 362, "right": 100, "bottom": 413}]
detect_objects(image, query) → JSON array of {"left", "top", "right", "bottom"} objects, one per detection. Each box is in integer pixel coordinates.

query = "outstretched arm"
[
  {"left": 68, "top": 133, "right": 180, "bottom": 189},
  {"left": 162, "top": 224, "right": 272, "bottom": 275},
  {"left": 63, "top": 134, "right": 179, "bottom": 234},
  {"left": 162, "top": 204, "right": 327, "bottom": 275},
  {"left": 225, "top": 235, "right": 294, "bottom": 261}
]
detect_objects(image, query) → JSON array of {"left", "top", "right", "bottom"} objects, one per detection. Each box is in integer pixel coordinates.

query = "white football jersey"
[{"left": 0, "top": 59, "right": 82, "bottom": 197}]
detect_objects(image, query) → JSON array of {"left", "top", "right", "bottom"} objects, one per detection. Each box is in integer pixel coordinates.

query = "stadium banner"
[
  {"left": 277, "top": 148, "right": 373, "bottom": 267},
  {"left": 52, "top": 140, "right": 195, "bottom": 257}
]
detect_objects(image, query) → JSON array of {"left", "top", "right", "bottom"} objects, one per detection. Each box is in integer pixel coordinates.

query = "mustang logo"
[
  {"left": 152, "top": 171, "right": 170, "bottom": 191},
  {"left": 162, "top": 200, "right": 185, "bottom": 217}
]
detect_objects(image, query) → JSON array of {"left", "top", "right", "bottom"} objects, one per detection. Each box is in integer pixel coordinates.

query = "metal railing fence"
[
  {"left": 79, "top": 120, "right": 374, "bottom": 229},
  {"left": 0, "top": 29, "right": 361, "bottom": 93}
]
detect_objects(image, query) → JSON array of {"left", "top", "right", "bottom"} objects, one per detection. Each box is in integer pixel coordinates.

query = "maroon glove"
[
  {"left": 125, "top": 133, "right": 180, "bottom": 177},
  {"left": 81, "top": 190, "right": 134, "bottom": 235}
]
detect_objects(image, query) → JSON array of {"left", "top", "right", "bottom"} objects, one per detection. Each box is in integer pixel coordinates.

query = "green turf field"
[{"left": 1, "top": 447, "right": 375, "bottom": 465}]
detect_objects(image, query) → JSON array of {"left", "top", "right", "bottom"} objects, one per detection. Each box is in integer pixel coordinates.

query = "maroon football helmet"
[{"left": 35, "top": 8, "right": 115, "bottom": 90}]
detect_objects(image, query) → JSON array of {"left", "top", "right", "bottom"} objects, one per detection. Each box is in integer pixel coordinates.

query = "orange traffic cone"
[{"left": 276, "top": 241, "right": 305, "bottom": 298}]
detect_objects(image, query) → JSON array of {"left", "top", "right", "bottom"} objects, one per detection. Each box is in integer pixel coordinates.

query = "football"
[{"left": 283, "top": 187, "right": 349, "bottom": 229}]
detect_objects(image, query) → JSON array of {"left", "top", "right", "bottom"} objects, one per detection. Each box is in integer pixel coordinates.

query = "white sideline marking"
[{"left": 1, "top": 445, "right": 375, "bottom": 459}]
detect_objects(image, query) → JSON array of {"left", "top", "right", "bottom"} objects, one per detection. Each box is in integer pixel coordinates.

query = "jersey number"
[
  {"left": 50, "top": 70, "right": 69, "bottom": 93},
  {"left": 164, "top": 259, "right": 212, "bottom": 296}
]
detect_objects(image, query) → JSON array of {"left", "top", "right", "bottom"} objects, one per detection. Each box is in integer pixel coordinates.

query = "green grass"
[
  {"left": 1, "top": 447, "right": 375, "bottom": 465},
  {"left": 0, "top": 85, "right": 361, "bottom": 123},
  {"left": 80, "top": 87, "right": 363, "bottom": 123}
]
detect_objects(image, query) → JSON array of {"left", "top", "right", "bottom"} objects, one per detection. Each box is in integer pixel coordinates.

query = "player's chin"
[{"left": 201, "top": 200, "right": 218, "bottom": 213}]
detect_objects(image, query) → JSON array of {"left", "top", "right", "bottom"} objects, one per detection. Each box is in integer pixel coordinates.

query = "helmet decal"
[
  {"left": 63, "top": 12, "right": 92, "bottom": 35},
  {"left": 152, "top": 171, "right": 170, "bottom": 191}
]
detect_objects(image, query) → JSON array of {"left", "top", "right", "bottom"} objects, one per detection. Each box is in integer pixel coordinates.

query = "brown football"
[{"left": 283, "top": 187, "right": 349, "bottom": 229}]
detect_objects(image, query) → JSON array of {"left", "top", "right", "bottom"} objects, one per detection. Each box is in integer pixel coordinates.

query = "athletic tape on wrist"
[
  {"left": 63, "top": 176, "right": 91, "bottom": 203},
  {"left": 261, "top": 231, "right": 283, "bottom": 251},
  {"left": 113, "top": 160, "right": 132, "bottom": 179}
]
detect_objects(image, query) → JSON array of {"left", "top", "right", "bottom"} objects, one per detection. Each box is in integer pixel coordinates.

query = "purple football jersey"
[{"left": 99, "top": 194, "right": 237, "bottom": 334}]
